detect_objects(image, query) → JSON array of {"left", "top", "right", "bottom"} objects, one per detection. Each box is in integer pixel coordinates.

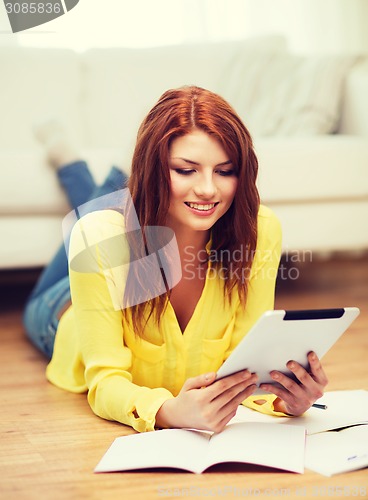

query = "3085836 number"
[{"left": 5, "top": 3, "right": 62, "bottom": 15}]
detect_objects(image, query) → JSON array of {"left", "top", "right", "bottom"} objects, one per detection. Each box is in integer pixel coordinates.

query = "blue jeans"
[{"left": 23, "top": 161, "right": 128, "bottom": 358}]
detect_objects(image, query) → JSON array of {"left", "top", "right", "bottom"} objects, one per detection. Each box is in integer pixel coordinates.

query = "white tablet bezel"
[{"left": 216, "top": 307, "right": 360, "bottom": 394}]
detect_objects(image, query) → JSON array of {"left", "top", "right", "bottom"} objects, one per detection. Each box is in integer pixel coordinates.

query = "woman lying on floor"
[{"left": 24, "top": 86, "right": 327, "bottom": 432}]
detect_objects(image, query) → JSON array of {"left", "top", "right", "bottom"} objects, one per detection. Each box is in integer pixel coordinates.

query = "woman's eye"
[
  {"left": 174, "top": 168, "right": 195, "bottom": 175},
  {"left": 217, "top": 169, "right": 235, "bottom": 176}
]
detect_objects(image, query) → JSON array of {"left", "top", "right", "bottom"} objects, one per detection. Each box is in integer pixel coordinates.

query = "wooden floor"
[{"left": 1, "top": 256, "right": 367, "bottom": 500}]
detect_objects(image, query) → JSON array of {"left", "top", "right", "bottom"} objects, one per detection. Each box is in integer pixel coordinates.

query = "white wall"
[
  {"left": 0, "top": 3, "right": 18, "bottom": 45},
  {"left": 0, "top": 0, "right": 367, "bottom": 54},
  {"left": 243, "top": 0, "right": 368, "bottom": 54}
]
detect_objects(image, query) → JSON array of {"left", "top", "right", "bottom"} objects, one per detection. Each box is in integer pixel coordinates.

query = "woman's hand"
[
  {"left": 260, "top": 351, "right": 328, "bottom": 416},
  {"left": 156, "top": 370, "right": 258, "bottom": 433}
]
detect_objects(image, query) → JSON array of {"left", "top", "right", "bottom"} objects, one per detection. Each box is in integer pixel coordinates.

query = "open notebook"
[{"left": 94, "top": 422, "right": 305, "bottom": 474}]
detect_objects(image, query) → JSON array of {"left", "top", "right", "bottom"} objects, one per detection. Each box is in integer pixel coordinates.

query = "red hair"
[{"left": 126, "top": 86, "right": 260, "bottom": 336}]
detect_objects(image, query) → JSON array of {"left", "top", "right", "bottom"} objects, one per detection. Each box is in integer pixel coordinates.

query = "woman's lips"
[{"left": 184, "top": 201, "right": 219, "bottom": 216}]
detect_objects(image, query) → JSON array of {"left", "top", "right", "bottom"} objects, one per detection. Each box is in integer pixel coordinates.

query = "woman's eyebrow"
[{"left": 171, "top": 157, "right": 232, "bottom": 167}]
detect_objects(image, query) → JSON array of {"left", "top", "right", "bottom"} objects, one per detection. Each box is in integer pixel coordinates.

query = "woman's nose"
[{"left": 194, "top": 174, "right": 217, "bottom": 199}]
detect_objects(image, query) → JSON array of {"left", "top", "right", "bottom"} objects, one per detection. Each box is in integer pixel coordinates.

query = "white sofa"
[{"left": 1, "top": 37, "right": 368, "bottom": 269}]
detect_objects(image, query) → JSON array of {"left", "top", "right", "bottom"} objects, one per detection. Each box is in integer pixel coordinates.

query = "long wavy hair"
[{"left": 124, "top": 86, "right": 260, "bottom": 336}]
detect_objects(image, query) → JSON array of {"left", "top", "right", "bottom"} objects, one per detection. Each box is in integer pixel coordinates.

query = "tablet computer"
[{"left": 216, "top": 307, "right": 360, "bottom": 394}]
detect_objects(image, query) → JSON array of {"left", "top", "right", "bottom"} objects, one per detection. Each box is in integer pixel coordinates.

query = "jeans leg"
[
  {"left": 24, "top": 276, "right": 71, "bottom": 359},
  {"left": 57, "top": 160, "right": 96, "bottom": 209},
  {"left": 28, "top": 244, "right": 70, "bottom": 301},
  {"left": 58, "top": 162, "right": 128, "bottom": 210},
  {"left": 88, "top": 166, "right": 128, "bottom": 198},
  {"left": 26, "top": 165, "right": 129, "bottom": 301}
]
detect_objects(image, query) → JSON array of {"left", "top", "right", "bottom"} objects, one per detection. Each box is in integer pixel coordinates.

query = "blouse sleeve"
[
  {"left": 224, "top": 206, "right": 288, "bottom": 416},
  {"left": 67, "top": 210, "right": 174, "bottom": 432}
]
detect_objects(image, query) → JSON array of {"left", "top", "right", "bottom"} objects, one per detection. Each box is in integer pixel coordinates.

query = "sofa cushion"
[
  {"left": 222, "top": 53, "right": 360, "bottom": 137},
  {"left": 0, "top": 149, "right": 123, "bottom": 215},
  {"left": 255, "top": 136, "right": 368, "bottom": 202},
  {"left": 271, "top": 201, "right": 368, "bottom": 252},
  {"left": 0, "top": 215, "right": 63, "bottom": 269}
]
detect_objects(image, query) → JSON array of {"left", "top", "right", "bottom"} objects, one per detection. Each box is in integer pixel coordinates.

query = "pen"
[
  {"left": 312, "top": 403, "right": 328, "bottom": 410},
  {"left": 347, "top": 454, "right": 367, "bottom": 461}
]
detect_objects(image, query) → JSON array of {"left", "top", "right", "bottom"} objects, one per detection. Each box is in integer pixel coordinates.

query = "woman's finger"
[
  {"left": 260, "top": 381, "right": 293, "bottom": 405},
  {"left": 211, "top": 384, "right": 258, "bottom": 433},
  {"left": 212, "top": 375, "right": 258, "bottom": 407},
  {"left": 307, "top": 351, "right": 329, "bottom": 386},
  {"left": 285, "top": 361, "right": 322, "bottom": 397},
  {"left": 181, "top": 372, "right": 216, "bottom": 392},
  {"left": 271, "top": 369, "right": 304, "bottom": 396},
  {"left": 206, "top": 370, "right": 253, "bottom": 400},
  {"left": 220, "top": 383, "right": 258, "bottom": 413},
  {"left": 260, "top": 369, "right": 306, "bottom": 409}
]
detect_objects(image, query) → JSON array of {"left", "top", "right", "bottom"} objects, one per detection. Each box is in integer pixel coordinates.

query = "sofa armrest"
[{"left": 338, "top": 58, "right": 368, "bottom": 136}]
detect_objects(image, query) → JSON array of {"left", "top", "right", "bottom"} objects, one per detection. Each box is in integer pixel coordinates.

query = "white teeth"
[{"left": 188, "top": 203, "right": 216, "bottom": 211}]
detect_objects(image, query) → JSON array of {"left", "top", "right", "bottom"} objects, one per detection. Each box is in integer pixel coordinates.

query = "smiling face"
[{"left": 166, "top": 129, "right": 238, "bottom": 238}]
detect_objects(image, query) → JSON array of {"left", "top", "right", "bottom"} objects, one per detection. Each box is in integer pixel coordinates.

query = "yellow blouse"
[{"left": 46, "top": 204, "right": 284, "bottom": 432}]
